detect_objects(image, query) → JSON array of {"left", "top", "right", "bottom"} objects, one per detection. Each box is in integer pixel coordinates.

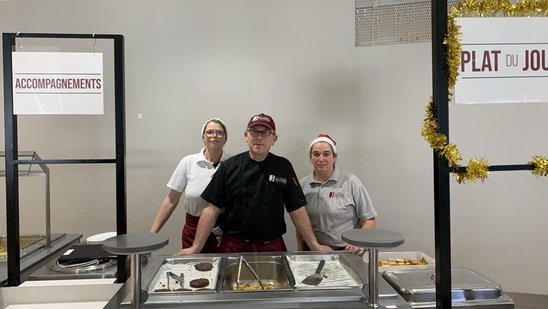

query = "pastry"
[
  {"left": 189, "top": 278, "right": 210, "bottom": 288},
  {"left": 194, "top": 262, "right": 213, "bottom": 271}
]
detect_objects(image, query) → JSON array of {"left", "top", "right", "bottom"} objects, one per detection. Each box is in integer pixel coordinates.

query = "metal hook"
[
  {"left": 16, "top": 32, "right": 22, "bottom": 50},
  {"left": 92, "top": 33, "right": 97, "bottom": 52}
]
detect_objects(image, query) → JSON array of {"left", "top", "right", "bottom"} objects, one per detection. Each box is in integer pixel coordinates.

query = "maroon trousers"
[
  {"left": 182, "top": 213, "right": 218, "bottom": 253},
  {"left": 218, "top": 233, "right": 287, "bottom": 253}
]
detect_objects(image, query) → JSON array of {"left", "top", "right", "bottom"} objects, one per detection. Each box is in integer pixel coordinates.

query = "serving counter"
[
  {"left": 106, "top": 251, "right": 408, "bottom": 308},
  {"left": 103, "top": 251, "right": 514, "bottom": 309}
]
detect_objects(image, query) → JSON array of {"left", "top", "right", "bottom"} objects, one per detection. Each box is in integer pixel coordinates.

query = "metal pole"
[
  {"left": 3, "top": 32, "right": 22, "bottom": 286},
  {"left": 431, "top": 1, "right": 452, "bottom": 308},
  {"left": 34, "top": 151, "right": 52, "bottom": 247},
  {"left": 45, "top": 168, "right": 51, "bottom": 246},
  {"left": 131, "top": 254, "right": 142, "bottom": 309},
  {"left": 367, "top": 248, "right": 380, "bottom": 308},
  {"left": 114, "top": 34, "right": 128, "bottom": 283}
]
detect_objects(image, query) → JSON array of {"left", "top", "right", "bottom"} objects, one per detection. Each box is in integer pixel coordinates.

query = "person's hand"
[
  {"left": 176, "top": 246, "right": 199, "bottom": 255},
  {"left": 309, "top": 243, "right": 334, "bottom": 252},
  {"left": 345, "top": 244, "right": 366, "bottom": 255}
]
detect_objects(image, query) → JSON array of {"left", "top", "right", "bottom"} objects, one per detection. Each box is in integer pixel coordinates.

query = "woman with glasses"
[
  {"left": 179, "top": 113, "right": 332, "bottom": 254},
  {"left": 297, "top": 133, "right": 377, "bottom": 255},
  {"left": 150, "top": 118, "right": 229, "bottom": 253}
]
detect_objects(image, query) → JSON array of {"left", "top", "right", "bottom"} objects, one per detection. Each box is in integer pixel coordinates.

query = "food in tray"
[
  {"left": 222, "top": 255, "right": 291, "bottom": 292},
  {"left": 189, "top": 278, "right": 210, "bottom": 288},
  {"left": 232, "top": 281, "right": 283, "bottom": 291},
  {"left": 0, "top": 235, "right": 45, "bottom": 258},
  {"left": 154, "top": 288, "right": 172, "bottom": 292},
  {"left": 379, "top": 257, "right": 428, "bottom": 266},
  {"left": 194, "top": 262, "right": 214, "bottom": 271},
  {"left": 149, "top": 258, "right": 220, "bottom": 293},
  {"left": 286, "top": 256, "right": 361, "bottom": 289}
]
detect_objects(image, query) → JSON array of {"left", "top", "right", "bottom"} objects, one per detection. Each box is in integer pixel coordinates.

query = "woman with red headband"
[{"left": 297, "top": 133, "right": 377, "bottom": 254}]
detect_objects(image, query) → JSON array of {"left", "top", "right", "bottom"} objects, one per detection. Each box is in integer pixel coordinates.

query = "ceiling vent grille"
[{"left": 355, "top": 0, "right": 457, "bottom": 47}]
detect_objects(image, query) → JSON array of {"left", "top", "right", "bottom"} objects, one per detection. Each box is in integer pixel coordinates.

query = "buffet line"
[{"left": 103, "top": 251, "right": 514, "bottom": 309}]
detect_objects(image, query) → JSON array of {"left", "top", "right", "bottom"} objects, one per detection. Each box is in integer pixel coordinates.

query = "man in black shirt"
[{"left": 179, "top": 113, "right": 333, "bottom": 253}]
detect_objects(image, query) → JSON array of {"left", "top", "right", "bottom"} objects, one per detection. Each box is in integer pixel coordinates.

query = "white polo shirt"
[
  {"left": 167, "top": 148, "right": 229, "bottom": 216},
  {"left": 300, "top": 168, "right": 378, "bottom": 248}
]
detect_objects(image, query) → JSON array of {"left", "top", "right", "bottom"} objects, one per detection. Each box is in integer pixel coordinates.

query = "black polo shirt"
[{"left": 201, "top": 151, "right": 306, "bottom": 241}]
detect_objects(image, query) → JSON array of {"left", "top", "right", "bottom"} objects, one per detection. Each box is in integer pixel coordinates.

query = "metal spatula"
[{"left": 302, "top": 259, "right": 325, "bottom": 286}]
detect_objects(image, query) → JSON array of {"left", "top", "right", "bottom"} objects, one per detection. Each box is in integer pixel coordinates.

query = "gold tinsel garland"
[
  {"left": 422, "top": 0, "right": 548, "bottom": 183},
  {"left": 529, "top": 156, "right": 548, "bottom": 177}
]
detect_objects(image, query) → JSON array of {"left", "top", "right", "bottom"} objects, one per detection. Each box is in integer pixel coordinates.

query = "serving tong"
[
  {"left": 166, "top": 271, "right": 185, "bottom": 290},
  {"left": 237, "top": 255, "right": 265, "bottom": 289}
]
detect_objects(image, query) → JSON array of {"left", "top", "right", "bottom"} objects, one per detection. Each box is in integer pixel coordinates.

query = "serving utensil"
[
  {"left": 302, "top": 259, "right": 326, "bottom": 286},
  {"left": 237, "top": 256, "right": 243, "bottom": 289},
  {"left": 237, "top": 255, "right": 265, "bottom": 289},
  {"left": 167, "top": 271, "right": 185, "bottom": 289}
]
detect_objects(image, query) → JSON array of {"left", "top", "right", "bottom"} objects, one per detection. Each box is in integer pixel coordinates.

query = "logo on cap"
[{"left": 247, "top": 113, "right": 276, "bottom": 131}]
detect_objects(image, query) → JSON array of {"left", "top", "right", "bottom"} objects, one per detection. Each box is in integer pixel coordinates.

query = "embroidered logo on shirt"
[
  {"left": 269, "top": 174, "right": 287, "bottom": 184},
  {"left": 328, "top": 191, "right": 344, "bottom": 198}
]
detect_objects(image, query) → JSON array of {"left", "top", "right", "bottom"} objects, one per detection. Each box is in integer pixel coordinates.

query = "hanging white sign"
[
  {"left": 455, "top": 17, "right": 548, "bottom": 104},
  {"left": 12, "top": 52, "right": 104, "bottom": 114}
]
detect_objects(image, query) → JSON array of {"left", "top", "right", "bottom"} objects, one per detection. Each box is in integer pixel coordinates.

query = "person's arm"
[
  {"left": 343, "top": 175, "right": 378, "bottom": 254},
  {"left": 361, "top": 217, "right": 376, "bottom": 229},
  {"left": 149, "top": 189, "right": 182, "bottom": 233},
  {"left": 178, "top": 203, "right": 221, "bottom": 255},
  {"left": 295, "top": 230, "right": 305, "bottom": 251},
  {"left": 289, "top": 207, "right": 333, "bottom": 252}
]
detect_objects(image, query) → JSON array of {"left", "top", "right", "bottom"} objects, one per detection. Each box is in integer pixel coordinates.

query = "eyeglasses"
[
  {"left": 204, "top": 130, "right": 225, "bottom": 137},
  {"left": 247, "top": 128, "right": 274, "bottom": 138}
]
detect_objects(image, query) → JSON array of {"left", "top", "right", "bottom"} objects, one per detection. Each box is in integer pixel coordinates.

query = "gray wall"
[{"left": 1, "top": 0, "right": 547, "bottom": 295}]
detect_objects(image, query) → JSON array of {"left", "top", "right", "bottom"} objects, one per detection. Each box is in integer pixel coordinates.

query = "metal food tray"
[
  {"left": 286, "top": 254, "right": 363, "bottom": 290},
  {"left": 0, "top": 235, "right": 46, "bottom": 259},
  {"left": 363, "top": 251, "right": 435, "bottom": 272},
  {"left": 382, "top": 267, "right": 503, "bottom": 303},
  {"left": 148, "top": 257, "right": 221, "bottom": 294},
  {"left": 222, "top": 255, "right": 292, "bottom": 292}
]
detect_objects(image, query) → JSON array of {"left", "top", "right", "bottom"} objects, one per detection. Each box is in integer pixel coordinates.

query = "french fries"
[{"left": 378, "top": 257, "right": 428, "bottom": 266}]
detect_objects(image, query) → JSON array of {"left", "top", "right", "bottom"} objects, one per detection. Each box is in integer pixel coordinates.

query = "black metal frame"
[
  {"left": 431, "top": 3, "right": 536, "bottom": 308},
  {"left": 2, "top": 32, "right": 127, "bottom": 286},
  {"left": 431, "top": 2, "right": 452, "bottom": 308}
]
